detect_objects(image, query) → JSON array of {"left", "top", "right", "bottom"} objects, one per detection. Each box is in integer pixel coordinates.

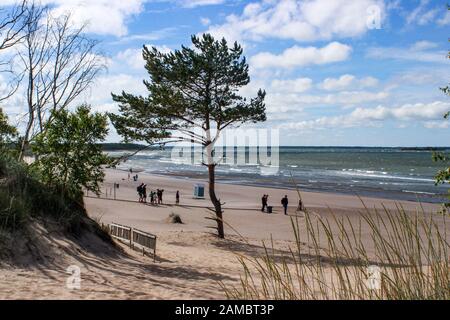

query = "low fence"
[
  {"left": 132, "top": 228, "right": 157, "bottom": 262},
  {"left": 108, "top": 222, "right": 157, "bottom": 262},
  {"left": 109, "top": 223, "right": 132, "bottom": 247}
]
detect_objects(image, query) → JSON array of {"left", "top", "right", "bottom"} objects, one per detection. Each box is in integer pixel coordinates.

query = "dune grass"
[
  {"left": 0, "top": 152, "right": 86, "bottom": 233},
  {"left": 222, "top": 201, "right": 449, "bottom": 300}
]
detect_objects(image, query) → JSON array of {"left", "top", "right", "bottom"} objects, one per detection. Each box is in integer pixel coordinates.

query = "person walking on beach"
[
  {"left": 160, "top": 189, "right": 164, "bottom": 204},
  {"left": 137, "top": 183, "right": 144, "bottom": 202},
  {"left": 157, "top": 189, "right": 164, "bottom": 204},
  {"left": 261, "top": 194, "right": 268, "bottom": 212},
  {"left": 128, "top": 168, "right": 133, "bottom": 180},
  {"left": 281, "top": 195, "right": 289, "bottom": 215},
  {"left": 176, "top": 191, "right": 180, "bottom": 205},
  {"left": 142, "top": 184, "right": 147, "bottom": 203},
  {"left": 297, "top": 199, "right": 304, "bottom": 212},
  {"left": 150, "top": 191, "right": 155, "bottom": 204}
]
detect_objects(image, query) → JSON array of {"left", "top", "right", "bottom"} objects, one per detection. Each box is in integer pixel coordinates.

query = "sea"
[{"left": 111, "top": 146, "right": 450, "bottom": 204}]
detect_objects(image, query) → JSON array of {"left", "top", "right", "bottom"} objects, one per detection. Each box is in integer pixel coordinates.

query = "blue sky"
[{"left": 1, "top": 0, "right": 450, "bottom": 146}]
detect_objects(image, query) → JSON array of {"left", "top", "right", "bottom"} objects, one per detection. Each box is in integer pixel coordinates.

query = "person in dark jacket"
[
  {"left": 176, "top": 191, "right": 180, "bottom": 204},
  {"left": 261, "top": 195, "right": 269, "bottom": 212},
  {"left": 137, "top": 183, "right": 144, "bottom": 202},
  {"left": 150, "top": 191, "right": 155, "bottom": 204},
  {"left": 142, "top": 184, "right": 147, "bottom": 203},
  {"left": 281, "top": 195, "right": 289, "bottom": 215}
]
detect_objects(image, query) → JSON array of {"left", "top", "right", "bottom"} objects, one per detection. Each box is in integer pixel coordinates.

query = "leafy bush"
[{"left": 32, "top": 105, "right": 111, "bottom": 197}]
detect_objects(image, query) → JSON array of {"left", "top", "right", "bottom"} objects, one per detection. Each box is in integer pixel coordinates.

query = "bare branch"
[{"left": 17, "top": 4, "right": 107, "bottom": 160}]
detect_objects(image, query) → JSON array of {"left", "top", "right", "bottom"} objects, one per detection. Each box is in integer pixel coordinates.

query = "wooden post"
[{"left": 129, "top": 229, "right": 133, "bottom": 248}]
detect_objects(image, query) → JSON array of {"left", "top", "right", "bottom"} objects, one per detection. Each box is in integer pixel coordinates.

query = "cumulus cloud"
[
  {"left": 206, "top": 0, "right": 386, "bottom": 43},
  {"left": 282, "top": 101, "right": 450, "bottom": 130},
  {"left": 251, "top": 42, "right": 352, "bottom": 70},
  {"left": 320, "top": 74, "right": 379, "bottom": 91},
  {"left": 31, "top": 0, "right": 149, "bottom": 37}
]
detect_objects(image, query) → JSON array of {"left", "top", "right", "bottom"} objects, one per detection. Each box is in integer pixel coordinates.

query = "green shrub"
[{"left": 0, "top": 152, "right": 86, "bottom": 232}]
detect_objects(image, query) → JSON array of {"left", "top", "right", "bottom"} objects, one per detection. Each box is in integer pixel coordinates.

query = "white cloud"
[
  {"left": 81, "top": 73, "right": 147, "bottom": 109},
  {"left": 116, "top": 45, "right": 172, "bottom": 70},
  {"left": 438, "top": 10, "right": 450, "bottom": 25},
  {"left": 391, "top": 67, "right": 450, "bottom": 86},
  {"left": 177, "top": 0, "right": 225, "bottom": 8},
  {"left": 410, "top": 40, "right": 438, "bottom": 51},
  {"left": 282, "top": 101, "right": 450, "bottom": 130},
  {"left": 116, "top": 49, "right": 146, "bottom": 70},
  {"left": 270, "top": 78, "right": 313, "bottom": 93},
  {"left": 34, "top": 0, "right": 148, "bottom": 37},
  {"left": 263, "top": 90, "right": 390, "bottom": 115},
  {"left": 113, "top": 28, "right": 176, "bottom": 44},
  {"left": 321, "top": 74, "right": 355, "bottom": 91},
  {"left": 367, "top": 45, "right": 448, "bottom": 63},
  {"left": 206, "top": 0, "right": 386, "bottom": 44},
  {"left": 251, "top": 42, "right": 352, "bottom": 70},
  {"left": 200, "top": 17, "right": 211, "bottom": 26},
  {"left": 320, "top": 74, "right": 379, "bottom": 91},
  {"left": 0, "top": 0, "right": 167, "bottom": 37},
  {"left": 406, "top": 0, "right": 439, "bottom": 26},
  {"left": 424, "top": 121, "right": 449, "bottom": 129}
]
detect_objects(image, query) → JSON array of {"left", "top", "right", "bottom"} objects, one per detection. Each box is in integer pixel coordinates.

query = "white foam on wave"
[
  {"left": 402, "top": 190, "right": 436, "bottom": 195},
  {"left": 339, "top": 169, "right": 434, "bottom": 182}
]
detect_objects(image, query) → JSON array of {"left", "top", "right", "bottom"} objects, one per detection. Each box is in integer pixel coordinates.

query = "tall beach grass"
[{"left": 222, "top": 195, "right": 449, "bottom": 300}]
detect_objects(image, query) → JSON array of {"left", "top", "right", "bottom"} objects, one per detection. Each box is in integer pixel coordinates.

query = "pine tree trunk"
[{"left": 208, "top": 164, "right": 224, "bottom": 238}]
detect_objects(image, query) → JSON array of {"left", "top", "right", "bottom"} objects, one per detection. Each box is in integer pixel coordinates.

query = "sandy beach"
[{"left": 0, "top": 168, "right": 445, "bottom": 300}]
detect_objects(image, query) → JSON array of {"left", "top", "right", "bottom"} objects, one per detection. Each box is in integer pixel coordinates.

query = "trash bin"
[{"left": 267, "top": 206, "right": 273, "bottom": 214}]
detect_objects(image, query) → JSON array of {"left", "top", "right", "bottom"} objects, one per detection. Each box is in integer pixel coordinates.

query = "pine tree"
[{"left": 109, "top": 34, "right": 266, "bottom": 238}]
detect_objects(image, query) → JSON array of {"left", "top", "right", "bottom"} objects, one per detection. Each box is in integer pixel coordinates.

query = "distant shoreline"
[{"left": 100, "top": 143, "right": 450, "bottom": 152}]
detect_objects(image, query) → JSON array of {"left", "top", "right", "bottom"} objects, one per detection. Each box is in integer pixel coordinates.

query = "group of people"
[
  {"left": 128, "top": 168, "right": 139, "bottom": 181},
  {"left": 261, "top": 194, "right": 303, "bottom": 215},
  {"left": 137, "top": 183, "right": 167, "bottom": 205}
]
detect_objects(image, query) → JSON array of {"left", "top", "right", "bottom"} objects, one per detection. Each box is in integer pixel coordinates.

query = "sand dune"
[{"left": 0, "top": 169, "right": 443, "bottom": 300}]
